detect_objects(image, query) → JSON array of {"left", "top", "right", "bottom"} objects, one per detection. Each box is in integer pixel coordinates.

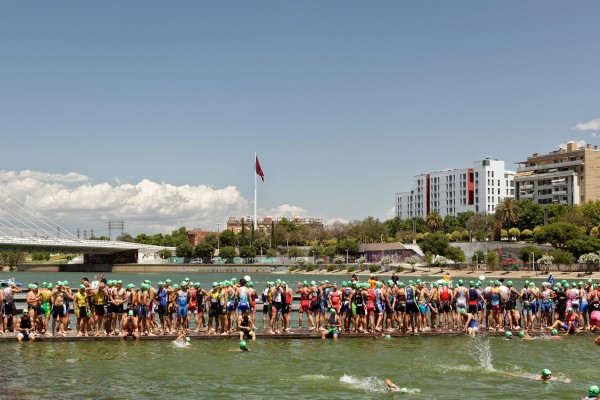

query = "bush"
[
  {"left": 347, "top": 266, "right": 356, "bottom": 273},
  {"left": 288, "top": 265, "right": 297, "bottom": 272},
  {"left": 396, "top": 266, "right": 404, "bottom": 272},
  {"left": 369, "top": 265, "right": 380, "bottom": 273},
  {"left": 306, "top": 265, "right": 315, "bottom": 272},
  {"left": 327, "top": 265, "right": 335, "bottom": 272}
]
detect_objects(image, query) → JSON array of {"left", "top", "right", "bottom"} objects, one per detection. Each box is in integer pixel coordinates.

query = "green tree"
[
  {"left": 0, "top": 251, "right": 25, "bottom": 269},
  {"left": 426, "top": 211, "right": 443, "bottom": 232},
  {"left": 581, "top": 201, "right": 600, "bottom": 227},
  {"left": 253, "top": 238, "right": 270, "bottom": 255},
  {"left": 288, "top": 246, "right": 302, "bottom": 258},
  {"left": 219, "top": 246, "right": 236, "bottom": 262},
  {"left": 517, "top": 245, "right": 544, "bottom": 263},
  {"left": 457, "top": 211, "right": 475, "bottom": 229},
  {"left": 508, "top": 227, "right": 521, "bottom": 239},
  {"left": 472, "top": 250, "right": 485, "bottom": 264},
  {"left": 194, "top": 241, "right": 215, "bottom": 260},
  {"left": 202, "top": 234, "right": 219, "bottom": 248},
  {"left": 239, "top": 245, "right": 257, "bottom": 261},
  {"left": 336, "top": 239, "right": 359, "bottom": 257},
  {"left": 419, "top": 232, "right": 449, "bottom": 256},
  {"left": 239, "top": 218, "right": 247, "bottom": 246},
  {"left": 486, "top": 251, "right": 498, "bottom": 269},
  {"left": 549, "top": 249, "right": 575, "bottom": 266},
  {"left": 496, "top": 198, "right": 519, "bottom": 228},
  {"left": 565, "top": 236, "right": 600, "bottom": 259},
  {"left": 446, "top": 246, "right": 466, "bottom": 262},
  {"left": 266, "top": 248, "right": 277, "bottom": 258},
  {"left": 534, "top": 222, "right": 583, "bottom": 249},
  {"left": 443, "top": 215, "right": 461, "bottom": 234},
  {"left": 158, "top": 249, "right": 172, "bottom": 259},
  {"left": 219, "top": 230, "right": 236, "bottom": 247},
  {"left": 176, "top": 241, "right": 194, "bottom": 258},
  {"left": 323, "top": 245, "right": 337, "bottom": 257},
  {"left": 515, "top": 200, "right": 544, "bottom": 231},
  {"left": 116, "top": 233, "right": 134, "bottom": 242}
]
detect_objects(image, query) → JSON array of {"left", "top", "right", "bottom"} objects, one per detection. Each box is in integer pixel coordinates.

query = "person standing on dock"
[
  {"left": 26, "top": 284, "right": 41, "bottom": 333},
  {"left": 296, "top": 282, "right": 314, "bottom": 331},
  {"left": 176, "top": 282, "right": 191, "bottom": 334},
  {"left": 3, "top": 281, "right": 22, "bottom": 333},
  {"left": 51, "top": 282, "right": 69, "bottom": 336},
  {"left": 92, "top": 282, "right": 108, "bottom": 336}
]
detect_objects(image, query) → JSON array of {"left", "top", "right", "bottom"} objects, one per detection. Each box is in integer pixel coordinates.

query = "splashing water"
[
  {"left": 339, "top": 375, "right": 420, "bottom": 394},
  {"left": 469, "top": 338, "right": 495, "bottom": 372},
  {"left": 300, "top": 374, "right": 330, "bottom": 381}
]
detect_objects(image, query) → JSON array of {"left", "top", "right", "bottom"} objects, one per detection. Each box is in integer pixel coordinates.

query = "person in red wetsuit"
[
  {"left": 296, "top": 282, "right": 314, "bottom": 330},
  {"left": 329, "top": 283, "right": 341, "bottom": 313}
]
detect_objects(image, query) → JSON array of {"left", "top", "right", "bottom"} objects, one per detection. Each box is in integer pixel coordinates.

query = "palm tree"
[
  {"left": 497, "top": 198, "right": 519, "bottom": 228},
  {"left": 426, "top": 211, "right": 443, "bottom": 232}
]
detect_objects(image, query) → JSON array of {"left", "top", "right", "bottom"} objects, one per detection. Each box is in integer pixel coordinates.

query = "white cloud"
[
  {"left": 384, "top": 206, "right": 396, "bottom": 219},
  {"left": 559, "top": 140, "right": 586, "bottom": 150},
  {"left": 325, "top": 217, "right": 349, "bottom": 225},
  {"left": 261, "top": 204, "right": 308, "bottom": 218},
  {"left": 0, "top": 170, "right": 248, "bottom": 236},
  {"left": 573, "top": 118, "right": 600, "bottom": 131}
]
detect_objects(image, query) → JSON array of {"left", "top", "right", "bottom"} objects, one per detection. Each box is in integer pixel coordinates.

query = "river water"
[{"left": 0, "top": 271, "right": 596, "bottom": 399}]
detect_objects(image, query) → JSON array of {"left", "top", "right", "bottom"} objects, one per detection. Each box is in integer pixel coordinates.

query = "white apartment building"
[{"left": 395, "top": 158, "right": 515, "bottom": 219}]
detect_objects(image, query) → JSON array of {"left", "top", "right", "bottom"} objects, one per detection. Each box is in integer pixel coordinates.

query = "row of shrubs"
[{"left": 289, "top": 264, "right": 405, "bottom": 273}]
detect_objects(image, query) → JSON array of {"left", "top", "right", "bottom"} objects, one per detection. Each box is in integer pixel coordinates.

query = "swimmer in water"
[
  {"left": 173, "top": 333, "right": 191, "bottom": 347},
  {"left": 229, "top": 340, "right": 251, "bottom": 352},
  {"left": 582, "top": 385, "right": 600, "bottom": 400},
  {"left": 385, "top": 379, "right": 409, "bottom": 393},
  {"left": 519, "top": 331, "right": 532, "bottom": 340},
  {"left": 534, "top": 369, "right": 552, "bottom": 381},
  {"left": 505, "top": 331, "right": 513, "bottom": 340}
]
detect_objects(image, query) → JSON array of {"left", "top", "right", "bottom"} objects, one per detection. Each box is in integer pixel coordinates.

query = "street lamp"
[
  {"left": 531, "top": 253, "right": 535, "bottom": 273},
  {"left": 217, "top": 223, "right": 221, "bottom": 250},
  {"left": 346, "top": 250, "right": 349, "bottom": 264}
]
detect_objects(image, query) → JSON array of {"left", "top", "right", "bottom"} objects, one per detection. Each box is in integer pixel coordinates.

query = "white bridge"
[{"left": 0, "top": 184, "right": 174, "bottom": 257}]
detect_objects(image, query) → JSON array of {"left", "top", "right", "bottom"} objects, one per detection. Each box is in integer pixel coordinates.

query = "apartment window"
[
  {"left": 498, "top": 180, "right": 500, "bottom": 186},
  {"left": 497, "top": 188, "right": 500, "bottom": 195}
]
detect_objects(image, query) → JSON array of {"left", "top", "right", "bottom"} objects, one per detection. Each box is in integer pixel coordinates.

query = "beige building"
[
  {"left": 514, "top": 142, "right": 600, "bottom": 205},
  {"left": 226, "top": 216, "right": 323, "bottom": 234}
]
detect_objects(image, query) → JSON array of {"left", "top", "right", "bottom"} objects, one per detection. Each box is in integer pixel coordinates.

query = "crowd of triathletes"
[{"left": 3, "top": 271, "right": 599, "bottom": 341}]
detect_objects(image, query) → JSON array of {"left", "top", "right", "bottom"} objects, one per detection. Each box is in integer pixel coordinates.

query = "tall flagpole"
[{"left": 254, "top": 153, "right": 258, "bottom": 231}]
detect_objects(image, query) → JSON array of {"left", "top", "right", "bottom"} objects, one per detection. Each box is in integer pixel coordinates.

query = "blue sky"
[{"left": 1, "top": 2, "right": 600, "bottom": 236}]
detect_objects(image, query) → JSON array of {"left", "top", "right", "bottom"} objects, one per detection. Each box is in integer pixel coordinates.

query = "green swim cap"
[
  {"left": 57, "top": 281, "right": 63, "bottom": 286},
  {"left": 506, "top": 281, "right": 513, "bottom": 286},
  {"left": 588, "top": 279, "right": 593, "bottom": 284},
  {"left": 384, "top": 334, "right": 391, "bottom": 339},
  {"left": 79, "top": 284, "right": 85, "bottom": 289},
  {"left": 529, "top": 282, "right": 535, "bottom": 287},
  {"left": 31, "top": 284, "right": 38, "bottom": 289},
  {"left": 47, "top": 283, "right": 53, "bottom": 289},
  {"left": 128, "top": 310, "right": 134, "bottom": 316},
  {"left": 524, "top": 280, "right": 530, "bottom": 286},
  {"left": 173, "top": 284, "right": 179, "bottom": 289},
  {"left": 552, "top": 286, "right": 558, "bottom": 291},
  {"left": 127, "top": 284, "right": 134, "bottom": 289},
  {"left": 23, "top": 309, "right": 28, "bottom": 315},
  {"left": 329, "top": 308, "right": 336, "bottom": 314},
  {"left": 399, "top": 388, "right": 409, "bottom": 394},
  {"left": 398, "top": 282, "right": 405, "bottom": 287},
  {"left": 248, "top": 282, "right": 253, "bottom": 287},
  {"left": 589, "top": 385, "right": 599, "bottom": 396},
  {"left": 310, "top": 281, "right": 316, "bottom": 286},
  {"left": 186, "top": 337, "right": 191, "bottom": 342},
  {"left": 578, "top": 281, "right": 584, "bottom": 286},
  {"left": 276, "top": 279, "right": 282, "bottom": 284},
  {"left": 595, "top": 284, "right": 598, "bottom": 290},
  {"left": 27, "top": 284, "right": 33, "bottom": 289},
  {"left": 195, "top": 282, "right": 200, "bottom": 287},
  {"left": 408, "top": 280, "right": 415, "bottom": 285},
  {"left": 505, "top": 332, "right": 512, "bottom": 338},
  {"left": 212, "top": 282, "right": 218, "bottom": 287},
  {"left": 63, "top": 281, "right": 69, "bottom": 286},
  {"left": 458, "top": 279, "right": 463, "bottom": 285},
  {"left": 376, "top": 282, "right": 383, "bottom": 288},
  {"left": 541, "top": 369, "right": 551, "bottom": 377},
  {"left": 551, "top": 329, "right": 558, "bottom": 336},
  {"left": 239, "top": 341, "right": 247, "bottom": 350},
  {"left": 325, "top": 280, "right": 329, "bottom": 284},
  {"left": 518, "top": 332, "right": 525, "bottom": 338},
  {"left": 416, "top": 279, "right": 422, "bottom": 284},
  {"left": 166, "top": 279, "right": 172, "bottom": 284},
  {"left": 567, "top": 307, "right": 574, "bottom": 313},
  {"left": 563, "top": 283, "right": 570, "bottom": 288},
  {"left": 459, "top": 308, "right": 466, "bottom": 314},
  {"left": 469, "top": 281, "right": 474, "bottom": 286},
  {"left": 433, "top": 282, "right": 438, "bottom": 288}
]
